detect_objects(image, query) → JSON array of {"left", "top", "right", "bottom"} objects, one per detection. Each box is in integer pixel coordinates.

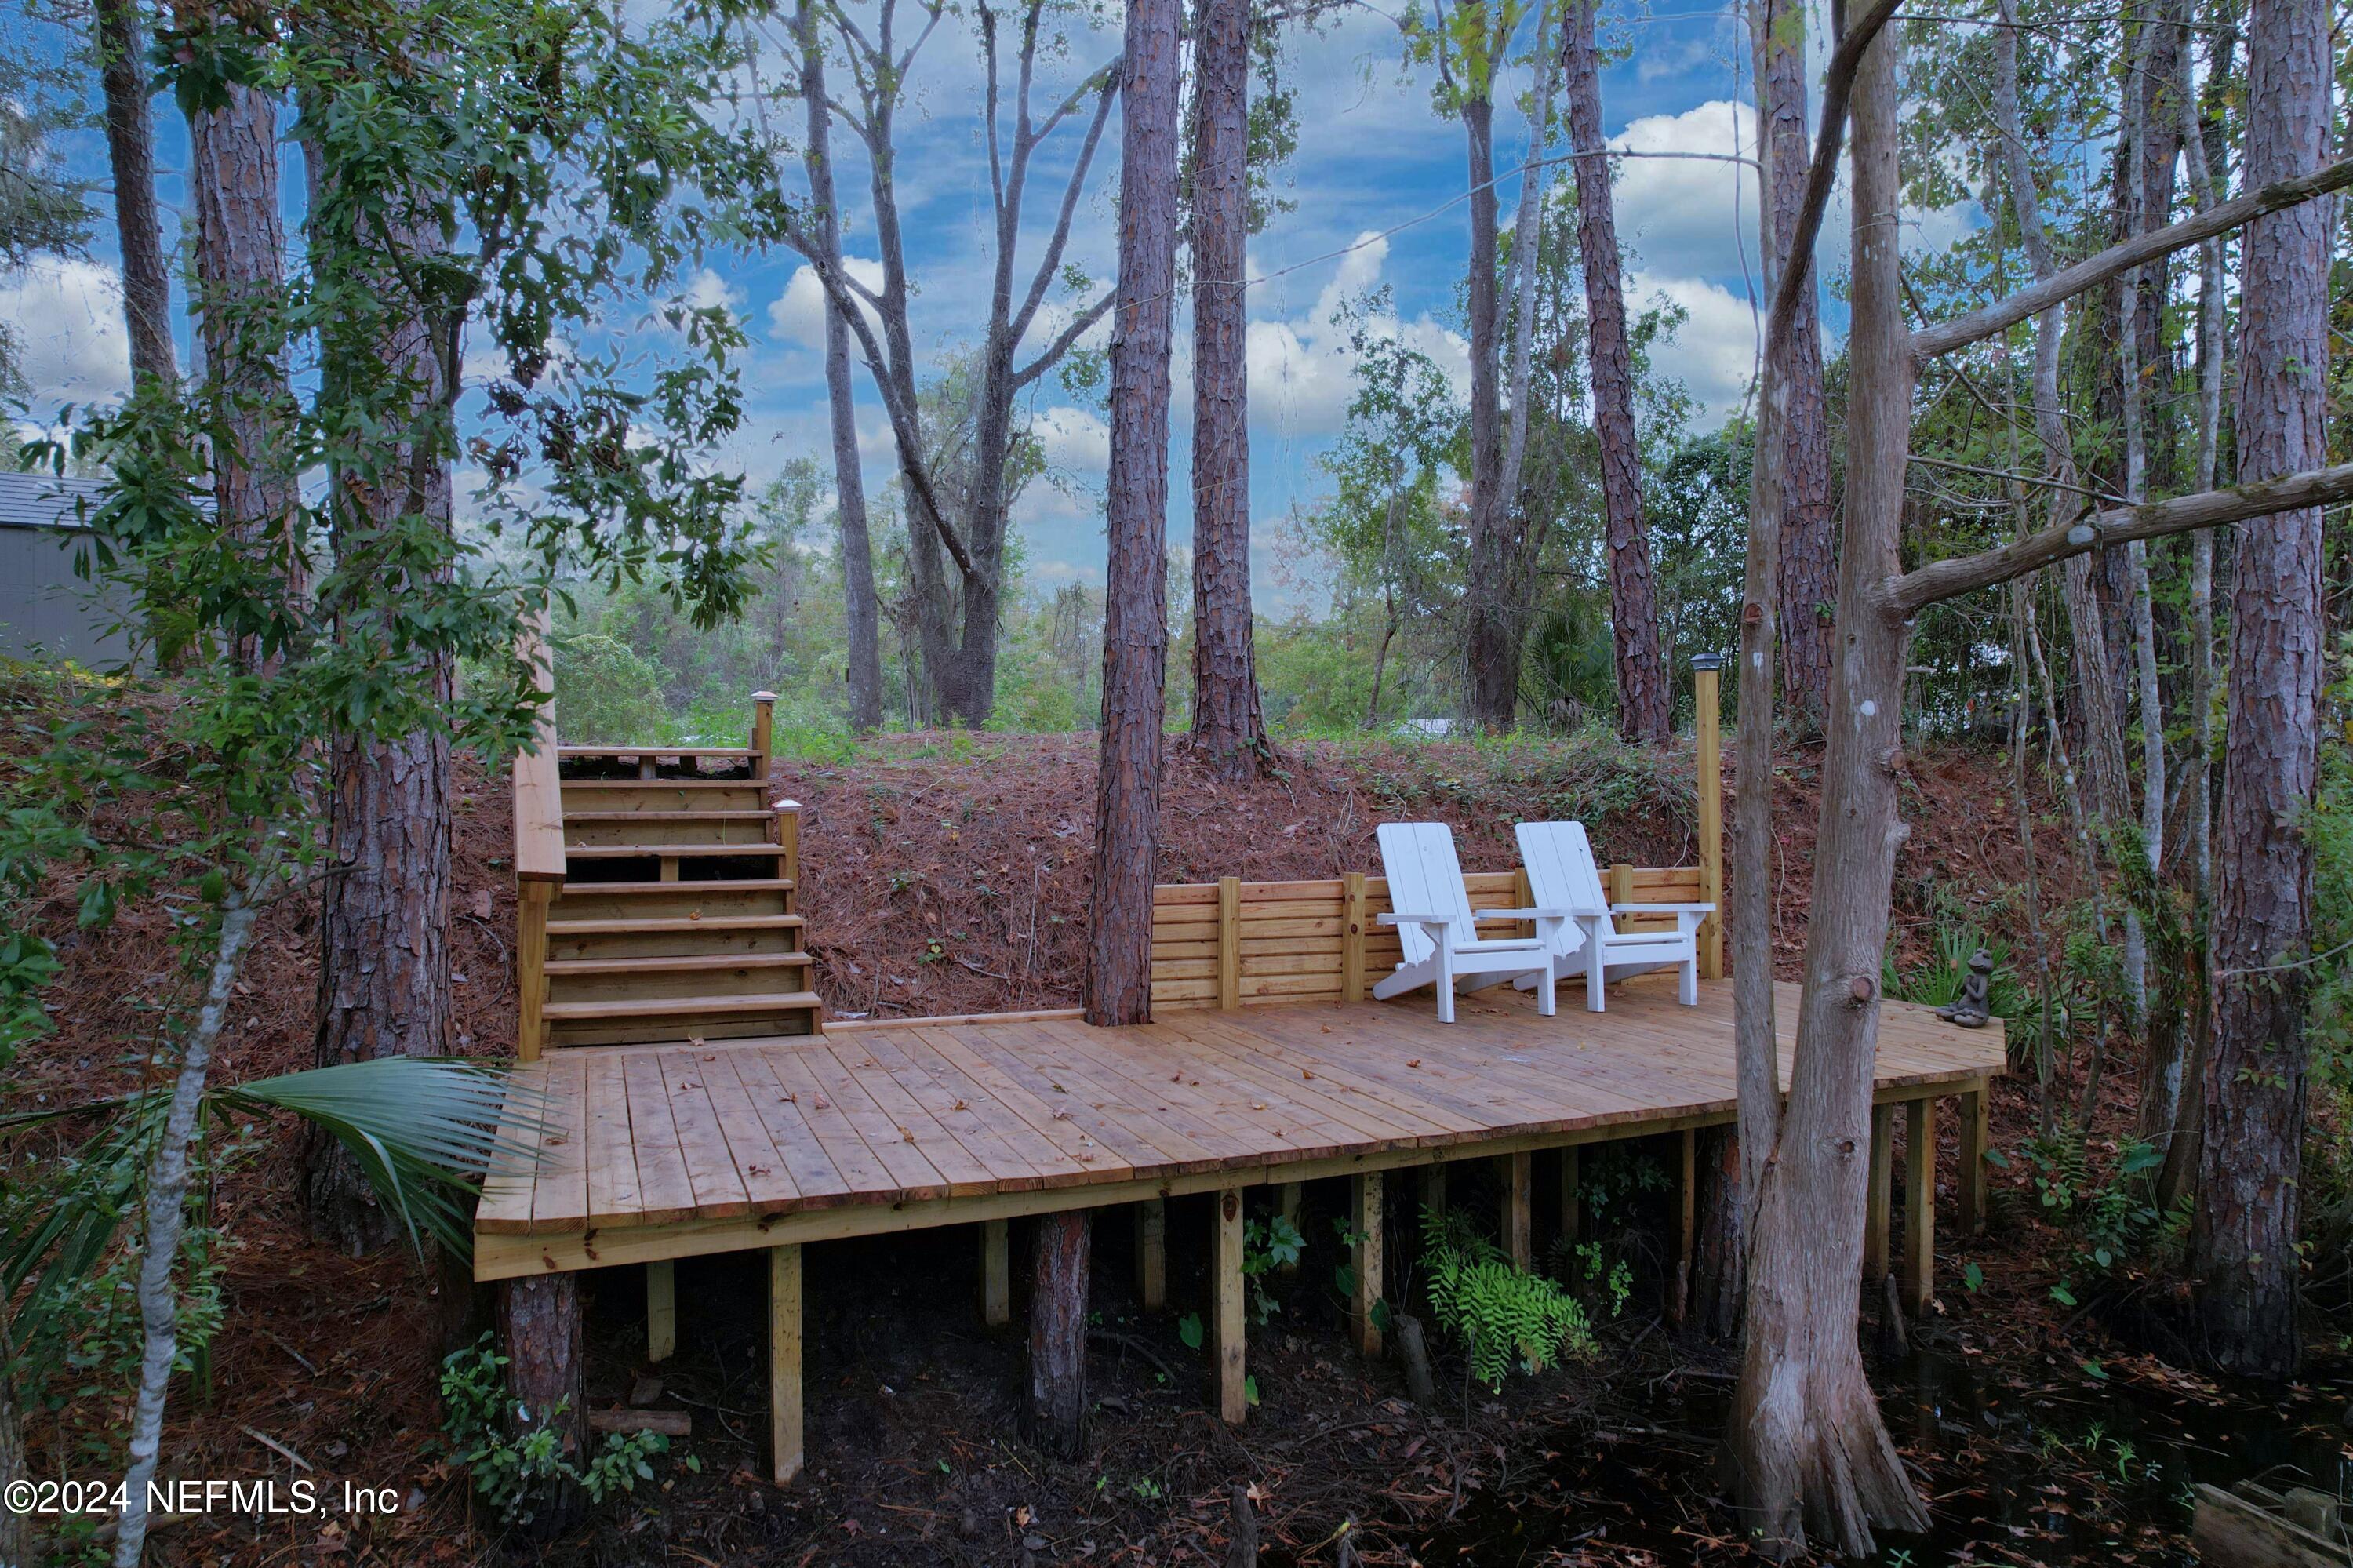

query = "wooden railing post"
[
  {"left": 1691, "top": 653, "right": 1725, "bottom": 980},
  {"left": 1217, "top": 876, "right": 1242, "bottom": 1012},
  {"left": 773, "top": 799, "right": 802, "bottom": 908},
  {"left": 751, "top": 689, "right": 777, "bottom": 781},
  {"left": 515, "top": 880, "right": 555, "bottom": 1061},
  {"left": 1341, "top": 872, "right": 1367, "bottom": 1002},
  {"left": 512, "top": 609, "right": 567, "bottom": 1061}
]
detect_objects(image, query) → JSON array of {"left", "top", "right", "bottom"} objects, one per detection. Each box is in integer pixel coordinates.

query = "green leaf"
[
  {"left": 2050, "top": 1280, "right": 2078, "bottom": 1308},
  {"left": 1961, "top": 1261, "right": 1984, "bottom": 1293},
  {"left": 1242, "top": 1374, "right": 1259, "bottom": 1407},
  {"left": 1176, "top": 1312, "right": 1203, "bottom": 1352}
]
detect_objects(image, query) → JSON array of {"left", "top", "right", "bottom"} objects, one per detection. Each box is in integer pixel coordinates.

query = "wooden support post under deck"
[
  {"left": 1136, "top": 1197, "right": 1167, "bottom": 1309},
  {"left": 646, "top": 1260, "right": 676, "bottom": 1363},
  {"left": 1692, "top": 653, "right": 1724, "bottom": 980},
  {"left": 981, "top": 1219, "right": 1011, "bottom": 1327},
  {"left": 515, "top": 880, "right": 555, "bottom": 1063},
  {"left": 1341, "top": 874, "right": 1368, "bottom": 1002},
  {"left": 1904, "top": 1098, "right": 1936, "bottom": 1315},
  {"left": 1958, "top": 1080, "right": 1989, "bottom": 1235},
  {"left": 1213, "top": 1189, "right": 1246, "bottom": 1424},
  {"left": 1500, "top": 1151, "right": 1533, "bottom": 1270},
  {"left": 1275, "top": 1182, "right": 1302, "bottom": 1272},
  {"left": 1558, "top": 1147, "right": 1581, "bottom": 1247},
  {"left": 769, "top": 1243, "right": 803, "bottom": 1485},
  {"left": 1865, "top": 1103, "right": 1895, "bottom": 1282},
  {"left": 1217, "top": 877, "right": 1242, "bottom": 1012},
  {"left": 1351, "top": 1172, "right": 1384, "bottom": 1359},
  {"left": 1420, "top": 1160, "right": 1446, "bottom": 1223}
]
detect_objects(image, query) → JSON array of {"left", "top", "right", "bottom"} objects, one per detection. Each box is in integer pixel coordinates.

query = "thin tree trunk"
[
  {"left": 1026, "top": 1210, "right": 1093, "bottom": 1458},
  {"left": 1728, "top": 21, "right": 1929, "bottom": 1555},
  {"left": 795, "top": 4, "right": 884, "bottom": 733},
  {"left": 0, "top": 1315, "right": 23, "bottom": 1568},
  {"left": 1562, "top": 0, "right": 1669, "bottom": 744},
  {"left": 187, "top": 70, "right": 300, "bottom": 668},
  {"left": 2189, "top": 0, "right": 2329, "bottom": 1381},
  {"left": 1690, "top": 1126, "right": 1744, "bottom": 1339},
  {"left": 1755, "top": 0, "right": 1835, "bottom": 733},
  {"left": 1459, "top": 89, "right": 1515, "bottom": 730},
  {"left": 113, "top": 886, "right": 264, "bottom": 1568},
  {"left": 1495, "top": 0, "right": 1560, "bottom": 527},
  {"left": 1187, "top": 0, "right": 1272, "bottom": 779},
  {"left": 1082, "top": 0, "right": 1177, "bottom": 1030},
  {"left": 93, "top": 0, "right": 175, "bottom": 387},
  {"left": 2180, "top": 0, "right": 2227, "bottom": 911}
]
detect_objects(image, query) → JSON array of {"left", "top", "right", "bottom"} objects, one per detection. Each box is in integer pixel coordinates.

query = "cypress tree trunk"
[
  {"left": 2188, "top": 0, "right": 2329, "bottom": 1381},
  {"left": 1187, "top": 0, "right": 1272, "bottom": 780},
  {"left": 1562, "top": 0, "right": 1670, "bottom": 744},
  {"left": 499, "top": 1272, "right": 586, "bottom": 1535},
  {"left": 1459, "top": 89, "right": 1515, "bottom": 731}
]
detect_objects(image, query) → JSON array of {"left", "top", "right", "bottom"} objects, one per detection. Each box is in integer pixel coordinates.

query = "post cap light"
[{"left": 1689, "top": 653, "right": 1725, "bottom": 672}]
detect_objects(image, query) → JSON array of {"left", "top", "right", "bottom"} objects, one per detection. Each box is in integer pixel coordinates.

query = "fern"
[{"left": 1417, "top": 1206, "right": 1595, "bottom": 1389}]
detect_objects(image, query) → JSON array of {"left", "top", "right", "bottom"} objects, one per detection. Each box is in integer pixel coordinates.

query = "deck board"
[{"left": 475, "top": 979, "right": 2006, "bottom": 1268}]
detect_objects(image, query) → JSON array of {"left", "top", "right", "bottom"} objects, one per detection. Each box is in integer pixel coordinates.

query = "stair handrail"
[{"left": 514, "top": 609, "right": 565, "bottom": 1060}]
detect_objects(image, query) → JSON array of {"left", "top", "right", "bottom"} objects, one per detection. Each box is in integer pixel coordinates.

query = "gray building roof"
[{"left": 0, "top": 470, "right": 111, "bottom": 530}]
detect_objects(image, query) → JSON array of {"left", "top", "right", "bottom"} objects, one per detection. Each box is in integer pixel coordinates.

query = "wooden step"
[
  {"left": 559, "top": 779, "right": 767, "bottom": 809},
  {"left": 543, "top": 989, "right": 823, "bottom": 1047},
  {"left": 565, "top": 842, "right": 789, "bottom": 861},
  {"left": 552, "top": 878, "right": 797, "bottom": 922},
  {"left": 544, "top": 913, "right": 806, "bottom": 962},
  {"left": 564, "top": 810, "right": 774, "bottom": 847},
  {"left": 558, "top": 746, "right": 755, "bottom": 759},
  {"left": 545, "top": 952, "right": 814, "bottom": 977}
]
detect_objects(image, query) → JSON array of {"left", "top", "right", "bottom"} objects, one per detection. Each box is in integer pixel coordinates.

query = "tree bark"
[
  {"left": 795, "top": 2, "right": 884, "bottom": 733},
  {"left": 1459, "top": 87, "right": 1515, "bottom": 731},
  {"left": 187, "top": 69, "right": 300, "bottom": 666},
  {"left": 1727, "top": 20, "right": 1929, "bottom": 1555},
  {"left": 1690, "top": 1126, "right": 1744, "bottom": 1339},
  {"left": 93, "top": 0, "right": 175, "bottom": 387},
  {"left": 307, "top": 126, "right": 456, "bottom": 1254},
  {"left": 1754, "top": 0, "right": 1835, "bottom": 733},
  {"left": 498, "top": 1271, "right": 586, "bottom": 1535},
  {"left": 2180, "top": 2, "right": 2229, "bottom": 912},
  {"left": 1562, "top": 0, "right": 1669, "bottom": 744},
  {"left": 1081, "top": 0, "right": 1177, "bottom": 1032},
  {"left": 1187, "top": 0, "right": 1272, "bottom": 780},
  {"left": 1027, "top": 1210, "right": 1092, "bottom": 1457},
  {"left": 2189, "top": 0, "right": 2329, "bottom": 1381}
]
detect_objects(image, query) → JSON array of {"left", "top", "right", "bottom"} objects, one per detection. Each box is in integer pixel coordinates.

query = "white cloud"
[
  {"left": 1031, "top": 405, "right": 1110, "bottom": 473},
  {"left": 1609, "top": 101, "right": 1769, "bottom": 289},
  {"left": 767, "top": 258, "right": 888, "bottom": 350},
  {"left": 684, "top": 267, "right": 745, "bottom": 319},
  {"left": 1246, "top": 233, "right": 1470, "bottom": 442},
  {"left": 1631, "top": 272, "right": 1761, "bottom": 425},
  {"left": 0, "top": 261, "right": 132, "bottom": 409}
]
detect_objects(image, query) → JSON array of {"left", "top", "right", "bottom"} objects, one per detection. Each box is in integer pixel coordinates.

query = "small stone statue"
[{"left": 1937, "top": 950, "right": 1995, "bottom": 1028}]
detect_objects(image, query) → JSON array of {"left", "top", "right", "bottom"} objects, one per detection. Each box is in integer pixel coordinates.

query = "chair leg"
[
  {"left": 1587, "top": 954, "right": 1607, "bottom": 1013},
  {"left": 1679, "top": 954, "right": 1698, "bottom": 1006},
  {"left": 1435, "top": 947, "right": 1455, "bottom": 1024},
  {"left": 1536, "top": 959, "right": 1555, "bottom": 1017}
]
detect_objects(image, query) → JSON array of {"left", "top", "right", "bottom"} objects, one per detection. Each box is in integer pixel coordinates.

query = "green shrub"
[
  {"left": 440, "top": 1333, "right": 686, "bottom": 1526},
  {"left": 1417, "top": 1206, "right": 1595, "bottom": 1389}
]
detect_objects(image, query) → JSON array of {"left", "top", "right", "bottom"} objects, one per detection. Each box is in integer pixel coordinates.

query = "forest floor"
[{"left": 9, "top": 724, "right": 2346, "bottom": 1567}]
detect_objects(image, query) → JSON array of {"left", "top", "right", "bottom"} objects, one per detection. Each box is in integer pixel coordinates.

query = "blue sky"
[{"left": 3, "top": 1, "right": 1963, "bottom": 609}]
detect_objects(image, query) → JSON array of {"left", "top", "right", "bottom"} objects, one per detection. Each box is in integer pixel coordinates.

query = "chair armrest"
[
  {"left": 1609, "top": 902, "right": 1717, "bottom": 915},
  {"left": 1475, "top": 907, "right": 1575, "bottom": 922},
  {"left": 1377, "top": 912, "right": 1453, "bottom": 926}
]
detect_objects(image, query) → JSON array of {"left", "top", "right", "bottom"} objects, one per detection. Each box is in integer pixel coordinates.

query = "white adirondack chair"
[
  {"left": 1373, "top": 823, "right": 1568, "bottom": 1023},
  {"left": 1513, "top": 820, "right": 1714, "bottom": 1012}
]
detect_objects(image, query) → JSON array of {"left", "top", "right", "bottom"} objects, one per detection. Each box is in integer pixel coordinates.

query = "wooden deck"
[{"left": 474, "top": 977, "right": 2004, "bottom": 1282}]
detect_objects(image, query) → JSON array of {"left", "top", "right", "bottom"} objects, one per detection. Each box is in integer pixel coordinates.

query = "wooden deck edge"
[
  {"left": 472, "top": 1069, "right": 1995, "bottom": 1281},
  {"left": 823, "top": 1007, "right": 1086, "bottom": 1033}
]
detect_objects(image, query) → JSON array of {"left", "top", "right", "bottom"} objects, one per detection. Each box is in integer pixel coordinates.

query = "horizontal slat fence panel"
[{"left": 1149, "top": 862, "right": 1704, "bottom": 1010}]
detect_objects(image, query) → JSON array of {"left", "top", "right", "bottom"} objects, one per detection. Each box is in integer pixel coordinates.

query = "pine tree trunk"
[
  {"left": 93, "top": 0, "right": 175, "bottom": 387},
  {"left": 1026, "top": 1210, "right": 1093, "bottom": 1458},
  {"left": 1728, "top": 24, "right": 1929, "bottom": 1555},
  {"left": 1187, "top": 0, "right": 1271, "bottom": 780},
  {"left": 2188, "top": 0, "right": 2329, "bottom": 1381},
  {"left": 1755, "top": 0, "right": 1835, "bottom": 733},
  {"left": 188, "top": 71, "right": 300, "bottom": 664},
  {"left": 307, "top": 128, "right": 456, "bottom": 1253},
  {"left": 1690, "top": 1126, "right": 1744, "bottom": 1339},
  {"left": 796, "top": 2, "right": 884, "bottom": 733},
  {"left": 1460, "top": 93, "right": 1516, "bottom": 731},
  {"left": 1562, "top": 0, "right": 1670, "bottom": 744},
  {"left": 498, "top": 1272, "right": 586, "bottom": 1535},
  {"left": 1082, "top": 0, "right": 1178, "bottom": 1030}
]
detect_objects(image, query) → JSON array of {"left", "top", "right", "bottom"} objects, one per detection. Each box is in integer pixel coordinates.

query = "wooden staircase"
[{"left": 511, "top": 660, "right": 821, "bottom": 1056}]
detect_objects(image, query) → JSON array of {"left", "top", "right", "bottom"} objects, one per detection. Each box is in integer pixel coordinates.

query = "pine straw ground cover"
[{"left": 16, "top": 708, "right": 2333, "bottom": 1568}]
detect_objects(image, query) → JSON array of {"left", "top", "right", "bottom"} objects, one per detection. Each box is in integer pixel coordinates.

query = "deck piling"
[
  {"left": 1136, "top": 1198, "right": 1168, "bottom": 1310},
  {"left": 1214, "top": 1190, "right": 1247, "bottom": 1424},
  {"left": 1352, "top": 1172, "right": 1384, "bottom": 1359},
  {"left": 1865, "top": 1103, "right": 1895, "bottom": 1283},
  {"left": 646, "top": 1260, "right": 676, "bottom": 1363},
  {"left": 1502, "top": 1152, "right": 1533, "bottom": 1270},
  {"left": 1904, "top": 1098, "right": 1936, "bottom": 1314},
  {"left": 981, "top": 1219, "right": 1011, "bottom": 1326},
  {"left": 769, "top": 1244, "right": 803, "bottom": 1485}
]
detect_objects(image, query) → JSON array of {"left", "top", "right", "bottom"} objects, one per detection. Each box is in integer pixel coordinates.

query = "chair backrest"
[
  {"left": 1376, "top": 822, "right": 1479, "bottom": 966},
  {"left": 1515, "top": 820, "right": 1613, "bottom": 950}
]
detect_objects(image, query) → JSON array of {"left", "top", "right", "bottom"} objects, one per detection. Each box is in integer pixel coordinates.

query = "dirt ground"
[{"left": 15, "top": 728, "right": 2333, "bottom": 1568}]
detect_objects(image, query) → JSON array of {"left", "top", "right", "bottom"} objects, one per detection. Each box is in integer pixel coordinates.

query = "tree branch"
[
  {"left": 1010, "top": 78, "right": 1119, "bottom": 347},
  {"left": 1913, "top": 154, "right": 2353, "bottom": 358},
  {"left": 1885, "top": 460, "right": 2353, "bottom": 617},
  {"left": 1013, "top": 288, "right": 1115, "bottom": 388}
]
